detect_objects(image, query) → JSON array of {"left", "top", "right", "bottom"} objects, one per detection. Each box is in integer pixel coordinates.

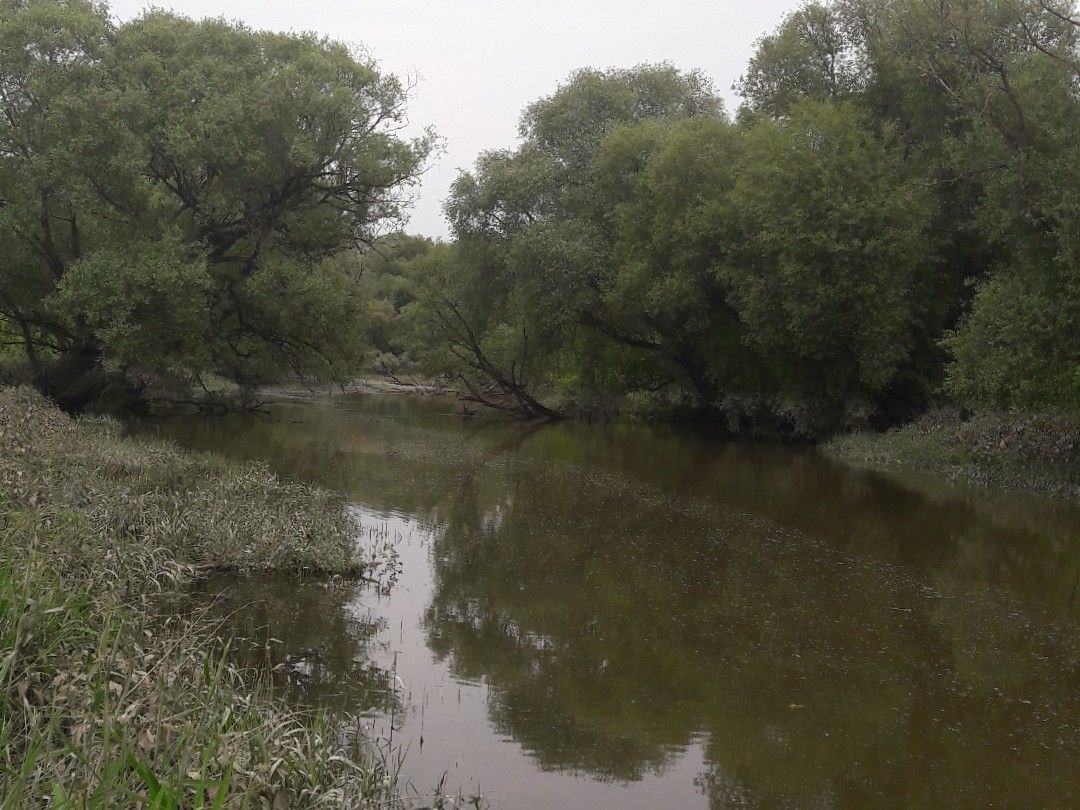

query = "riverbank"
[
  {"left": 826, "top": 407, "right": 1080, "bottom": 499},
  {"left": 0, "top": 386, "right": 398, "bottom": 806}
]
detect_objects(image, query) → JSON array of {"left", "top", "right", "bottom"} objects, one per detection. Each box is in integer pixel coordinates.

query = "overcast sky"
[{"left": 108, "top": 0, "right": 800, "bottom": 238}]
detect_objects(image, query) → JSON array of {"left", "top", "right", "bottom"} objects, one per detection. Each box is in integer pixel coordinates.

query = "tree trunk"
[
  {"left": 435, "top": 299, "right": 563, "bottom": 422},
  {"left": 671, "top": 349, "right": 722, "bottom": 415},
  {"left": 16, "top": 317, "right": 43, "bottom": 381},
  {"left": 35, "top": 345, "right": 110, "bottom": 413}
]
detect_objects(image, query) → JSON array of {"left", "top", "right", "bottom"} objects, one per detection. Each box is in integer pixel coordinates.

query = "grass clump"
[
  {"left": 826, "top": 407, "right": 1080, "bottom": 498},
  {"left": 0, "top": 386, "right": 399, "bottom": 807}
]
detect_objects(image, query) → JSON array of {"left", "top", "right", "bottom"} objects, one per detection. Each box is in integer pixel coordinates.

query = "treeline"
[
  {"left": 364, "top": 0, "right": 1080, "bottom": 434},
  {"left": 2, "top": 0, "right": 1078, "bottom": 436}
]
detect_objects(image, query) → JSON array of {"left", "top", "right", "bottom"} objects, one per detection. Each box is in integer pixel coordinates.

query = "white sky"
[{"left": 108, "top": 0, "right": 801, "bottom": 238}]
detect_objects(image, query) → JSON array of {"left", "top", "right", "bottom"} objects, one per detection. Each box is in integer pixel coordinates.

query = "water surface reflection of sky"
[{"left": 136, "top": 393, "right": 1080, "bottom": 808}]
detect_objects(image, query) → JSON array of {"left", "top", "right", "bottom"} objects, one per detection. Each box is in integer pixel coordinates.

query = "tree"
[
  {"left": 594, "top": 101, "right": 935, "bottom": 425},
  {"left": 0, "top": 0, "right": 114, "bottom": 405},
  {"left": 592, "top": 117, "right": 759, "bottom": 409},
  {"left": 0, "top": 0, "right": 434, "bottom": 409},
  {"left": 944, "top": 268, "right": 1080, "bottom": 408},
  {"left": 738, "top": 2, "right": 870, "bottom": 118},
  {"left": 407, "top": 240, "right": 567, "bottom": 420},
  {"left": 720, "top": 101, "right": 934, "bottom": 403},
  {"left": 355, "top": 233, "right": 437, "bottom": 377},
  {"left": 738, "top": 0, "right": 1080, "bottom": 415},
  {"left": 882, "top": 0, "right": 1080, "bottom": 408},
  {"left": 441, "top": 64, "right": 728, "bottom": 415}
]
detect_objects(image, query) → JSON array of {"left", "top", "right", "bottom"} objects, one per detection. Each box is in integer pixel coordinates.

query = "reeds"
[
  {"left": 0, "top": 386, "right": 403, "bottom": 806},
  {"left": 825, "top": 406, "right": 1080, "bottom": 498}
]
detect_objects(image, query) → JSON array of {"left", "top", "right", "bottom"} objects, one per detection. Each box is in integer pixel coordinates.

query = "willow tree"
[
  {"left": 439, "top": 64, "right": 726, "bottom": 415},
  {"left": 737, "top": 0, "right": 1080, "bottom": 413},
  {"left": 894, "top": 0, "right": 1080, "bottom": 408},
  {"left": 0, "top": 0, "right": 434, "bottom": 409}
]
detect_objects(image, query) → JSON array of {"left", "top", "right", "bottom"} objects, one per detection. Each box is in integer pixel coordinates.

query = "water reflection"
[
  {"left": 131, "top": 393, "right": 1080, "bottom": 807},
  {"left": 424, "top": 454, "right": 1079, "bottom": 804},
  {"left": 193, "top": 574, "right": 399, "bottom": 716}
]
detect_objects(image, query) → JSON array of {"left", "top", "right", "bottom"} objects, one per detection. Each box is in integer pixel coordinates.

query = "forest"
[
  {"left": 3, "top": 1, "right": 1080, "bottom": 806},
  {"left": 2, "top": 0, "right": 1079, "bottom": 436}
]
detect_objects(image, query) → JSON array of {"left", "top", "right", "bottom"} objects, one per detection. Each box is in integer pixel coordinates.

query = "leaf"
[
  {"left": 128, "top": 753, "right": 162, "bottom": 795},
  {"left": 211, "top": 766, "right": 233, "bottom": 810},
  {"left": 138, "top": 728, "right": 156, "bottom": 751}
]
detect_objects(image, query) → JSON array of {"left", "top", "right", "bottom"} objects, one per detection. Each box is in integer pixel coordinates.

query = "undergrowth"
[
  {"left": 826, "top": 407, "right": 1080, "bottom": 499},
  {"left": 0, "top": 386, "right": 423, "bottom": 807}
]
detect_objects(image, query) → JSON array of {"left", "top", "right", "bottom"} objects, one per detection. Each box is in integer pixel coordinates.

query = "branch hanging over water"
[{"left": 434, "top": 297, "right": 563, "bottom": 421}]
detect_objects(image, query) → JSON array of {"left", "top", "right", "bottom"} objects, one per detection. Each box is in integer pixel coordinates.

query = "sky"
[{"left": 108, "top": 0, "right": 801, "bottom": 238}]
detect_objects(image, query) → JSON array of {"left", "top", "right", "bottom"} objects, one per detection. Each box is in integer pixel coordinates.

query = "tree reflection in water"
[
  {"left": 137, "top": 395, "right": 1080, "bottom": 807},
  {"left": 423, "top": 443, "right": 1080, "bottom": 805},
  {"left": 193, "top": 574, "right": 400, "bottom": 718}
]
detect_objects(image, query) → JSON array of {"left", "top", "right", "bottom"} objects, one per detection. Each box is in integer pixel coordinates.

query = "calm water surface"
[{"left": 131, "top": 392, "right": 1080, "bottom": 808}]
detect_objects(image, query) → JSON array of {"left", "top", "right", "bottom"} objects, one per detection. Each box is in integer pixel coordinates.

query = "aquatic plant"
[
  {"left": 826, "top": 407, "right": 1080, "bottom": 498},
  {"left": 0, "top": 386, "right": 400, "bottom": 806}
]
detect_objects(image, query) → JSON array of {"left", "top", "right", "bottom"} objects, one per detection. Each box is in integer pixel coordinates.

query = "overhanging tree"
[{"left": 0, "top": 0, "right": 434, "bottom": 409}]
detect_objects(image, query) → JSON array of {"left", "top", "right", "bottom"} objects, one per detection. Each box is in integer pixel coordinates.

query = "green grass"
[
  {"left": 826, "top": 407, "right": 1080, "bottom": 499},
  {"left": 0, "top": 386, "right": 406, "bottom": 807}
]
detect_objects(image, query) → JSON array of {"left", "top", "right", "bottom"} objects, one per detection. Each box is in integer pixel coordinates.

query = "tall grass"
[
  {"left": 825, "top": 407, "right": 1080, "bottom": 498},
  {"left": 0, "top": 386, "right": 403, "bottom": 807}
]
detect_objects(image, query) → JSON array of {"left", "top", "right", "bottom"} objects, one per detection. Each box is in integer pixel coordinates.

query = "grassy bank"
[
  {"left": 0, "top": 386, "right": 398, "bottom": 807},
  {"left": 826, "top": 408, "right": 1080, "bottom": 499}
]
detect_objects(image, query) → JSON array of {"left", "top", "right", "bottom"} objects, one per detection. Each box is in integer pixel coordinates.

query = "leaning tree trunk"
[
  {"left": 671, "top": 349, "right": 723, "bottom": 417},
  {"left": 435, "top": 299, "right": 563, "bottom": 422}
]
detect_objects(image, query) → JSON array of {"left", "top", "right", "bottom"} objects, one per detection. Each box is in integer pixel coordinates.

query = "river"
[{"left": 130, "top": 391, "right": 1080, "bottom": 808}]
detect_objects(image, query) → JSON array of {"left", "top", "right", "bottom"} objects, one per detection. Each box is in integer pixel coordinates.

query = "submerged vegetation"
[{"left": 0, "top": 386, "right": 398, "bottom": 805}]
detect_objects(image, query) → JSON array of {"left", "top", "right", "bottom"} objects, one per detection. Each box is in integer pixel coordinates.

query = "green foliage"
[
  {"left": 519, "top": 63, "right": 722, "bottom": 173},
  {"left": 596, "top": 116, "right": 763, "bottom": 401},
  {"left": 0, "top": 0, "right": 433, "bottom": 408},
  {"left": 890, "top": 0, "right": 1080, "bottom": 410},
  {"left": 721, "top": 102, "right": 933, "bottom": 397},
  {"left": 944, "top": 270, "right": 1080, "bottom": 408},
  {"left": 732, "top": 0, "right": 1080, "bottom": 415},
  {"left": 8, "top": 0, "right": 1079, "bottom": 423},
  {"left": 436, "top": 65, "right": 731, "bottom": 414},
  {"left": 0, "top": 386, "right": 396, "bottom": 806},
  {"left": 400, "top": 0, "right": 1080, "bottom": 425},
  {"left": 422, "top": 56, "right": 944, "bottom": 421},
  {"left": 737, "top": 3, "right": 868, "bottom": 117},
  {"left": 54, "top": 238, "right": 211, "bottom": 380}
]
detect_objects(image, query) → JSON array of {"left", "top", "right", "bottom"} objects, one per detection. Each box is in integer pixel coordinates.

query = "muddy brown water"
[{"left": 129, "top": 392, "right": 1080, "bottom": 808}]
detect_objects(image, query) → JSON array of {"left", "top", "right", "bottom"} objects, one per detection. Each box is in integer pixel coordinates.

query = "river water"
[{"left": 131, "top": 392, "right": 1080, "bottom": 808}]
